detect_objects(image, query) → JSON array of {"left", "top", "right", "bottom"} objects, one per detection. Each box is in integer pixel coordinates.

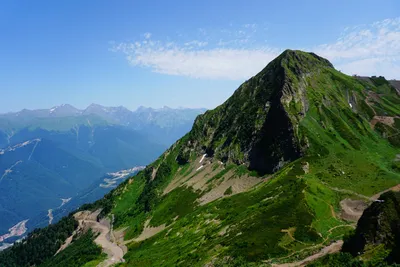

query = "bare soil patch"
[
  {"left": 371, "top": 183, "right": 400, "bottom": 200},
  {"left": 199, "top": 174, "right": 260, "bottom": 205},
  {"left": 340, "top": 199, "right": 368, "bottom": 222},
  {"left": 370, "top": 116, "right": 395, "bottom": 129},
  {"left": 58, "top": 210, "right": 126, "bottom": 267},
  {"left": 125, "top": 219, "right": 166, "bottom": 243},
  {"left": 271, "top": 240, "right": 343, "bottom": 267},
  {"left": 164, "top": 156, "right": 224, "bottom": 194}
]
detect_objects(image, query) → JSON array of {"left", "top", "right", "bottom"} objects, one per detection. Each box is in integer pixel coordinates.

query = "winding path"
[
  {"left": 88, "top": 219, "right": 125, "bottom": 267},
  {"left": 60, "top": 211, "right": 126, "bottom": 267},
  {"left": 269, "top": 180, "right": 400, "bottom": 266},
  {"left": 271, "top": 241, "right": 343, "bottom": 267}
]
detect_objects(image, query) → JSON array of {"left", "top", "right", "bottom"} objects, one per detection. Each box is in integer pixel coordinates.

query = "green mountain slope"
[
  {"left": 343, "top": 191, "right": 400, "bottom": 265},
  {"left": 1, "top": 50, "right": 399, "bottom": 266},
  {"left": 310, "top": 191, "right": 400, "bottom": 266}
]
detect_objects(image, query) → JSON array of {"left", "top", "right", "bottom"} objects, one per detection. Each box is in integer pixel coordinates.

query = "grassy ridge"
[
  {"left": 111, "top": 56, "right": 399, "bottom": 265},
  {"left": 13, "top": 50, "right": 399, "bottom": 266}
]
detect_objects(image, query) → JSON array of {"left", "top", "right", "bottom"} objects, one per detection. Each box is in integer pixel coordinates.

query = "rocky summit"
[
  {"left": 1, "top": 50, "right": 399, "bottom": 267},
  {"left": 187, "top": 50, "right": 334, "bottom": 174}
]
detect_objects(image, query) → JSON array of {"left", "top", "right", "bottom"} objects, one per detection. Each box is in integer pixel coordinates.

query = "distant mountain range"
[
  {"left": 0, "top": 104, "right": 206, "bottom": 146},
  {"left": 0, "top": 104, "right": 205, "bottom": 243}
]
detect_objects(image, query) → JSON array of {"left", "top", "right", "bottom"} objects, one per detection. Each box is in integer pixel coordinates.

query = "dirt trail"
[
  {"left": 271, "top": 241, "right": 343, "bottom": 267},
  {"left": 57, "top": 210, "right": 126, "bottom": 267},
  {"left": 321, "top": 183, "right": 370, "bottom": 200},
  {"left": 331, "top": 181, "right": 400, "bottom": 222},
  {"left": 329, "top": 205, "right": 336, "bottom": 219},
  {"left": 371, "top": 183, "right": 400, "bottom": 200},
  {"left": 90, "top": 220, "right": 125, "bottom": 267},
  {"left": 340, "top": 199, "right": 368, "bottom": 222},
  {"left": 265, "top": 225, "right": 352, "bottom": 266},
  {"left": 270, "top": 180, "right": 400, "bottom": 266},
  {"left": 281, "top": 229, "right": 296, "bottom": 241},
  {"left": 370, "top": 116, "right": 395, "bottom": 129},
  {"left": 281, "top": 228, "right": 307, "bottom": 246},
  {"left": 325, "top": 180, "right": 400, "bottom": 203}
]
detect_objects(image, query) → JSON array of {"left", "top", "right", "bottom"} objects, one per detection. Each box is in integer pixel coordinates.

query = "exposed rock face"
[
  {"left": 186, "top": 50, "right": 334, "bottom": 175},
  {"left": 248, "top": 92, "right": 301, "bottom": 174},
  {"left": 342, "top": 191, "right": 400, "bottom": 263}
]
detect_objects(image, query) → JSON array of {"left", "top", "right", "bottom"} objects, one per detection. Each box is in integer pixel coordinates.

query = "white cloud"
[
  {"left": 113, "top": 41, "right": 279, "bottom": 80},
  {"left": 113, "top": 17, "right": 400, "bottom": 80},
  {"left": 244, "top": 23, "right": 257, "bottom": 29},
  {"left": 144, "top": 32, "right": 152, "bottom": 39},
  {"left": 338, "top": 57, "right": 400, "bottom": 79},
  {"left": 184, "top": 40, "right": 208, "bottom": 48},
  {"left": 315, "top": 17, "right": 400, "bottom": 78}
]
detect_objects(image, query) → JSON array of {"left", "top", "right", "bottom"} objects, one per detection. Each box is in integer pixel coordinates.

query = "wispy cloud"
[
  {"left": 143, "top": 32, "right": 152, "bottom": 39},
  {"left": 113, "top": 41, "right": 279, "bottom": 80},
  {"left": 112, "top": 18, "right": 400, "bottom": 80},
  {"left": 315, "top": 18, "right": 400, "bottom": 78}
]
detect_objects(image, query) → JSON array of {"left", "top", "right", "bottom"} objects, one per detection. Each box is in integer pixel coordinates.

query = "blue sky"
[{"left": 0, "top": 0, "right": 399, "bottom": 113}]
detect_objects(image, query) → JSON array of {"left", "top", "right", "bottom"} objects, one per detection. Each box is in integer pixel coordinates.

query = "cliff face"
[
  {"left": 343, "top": 191, "right": 400, "bottom": 264},
  {"left": 185, "top": 50, "right": 334, "bottom": 174}
]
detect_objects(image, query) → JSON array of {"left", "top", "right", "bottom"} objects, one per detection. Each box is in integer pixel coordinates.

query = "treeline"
[
  {"left": 39, "top": 230, "right": 103, "bottom": 267},
  {"left": 77, "top": 172, "right": 138, "bottom": 218},
  {"left": 0, "top": 216, "right": 77, "bottom": 267},
  {"left": 78, "top": 152, "right": 177, "bottom": 226}
]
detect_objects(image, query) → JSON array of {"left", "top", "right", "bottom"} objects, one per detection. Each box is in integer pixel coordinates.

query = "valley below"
[{"left": 0, "top": 105, "right": 203, "bottom": 250}]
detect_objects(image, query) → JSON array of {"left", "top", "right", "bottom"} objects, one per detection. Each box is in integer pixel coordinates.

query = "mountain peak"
[
  {"left": 135, "top": 106, "right": 153, "bottom": 113},
  {"left": 158, "top": 106, "right": 172, "bottom": 111},
  {"left": 48, "top": 104, "right": 80, "bottom": 116},
  {"left": 183, "top": 50, "right": 336, "bottom": 174},
  {"left": 253, "top": 49, "right": 334, "bottom": 82},
  {"left": 49, "top": 104, "right": 78, "bottom": 111},
  {"left": 86, "top": 103, "right": 104, "bottom": 109},
  {"left": 278, "top": 49, "right": 333, "bottom": 68}
]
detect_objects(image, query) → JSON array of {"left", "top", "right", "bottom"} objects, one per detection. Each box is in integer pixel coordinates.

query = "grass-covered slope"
[
  {"left": 342, "top": 191, "right": 400, "bottom": 264},
  {"left": 81, "top": 50, "right": 398, "bottom": 266},
  {"left": 2, "top": 50, "right": 399, "bottom": 266},
  {"left": 185, "top": 51, "right": 334, "bottom": 175},
  {"left": 311, "top": 191, "right": 400, "bottom": 266}
]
